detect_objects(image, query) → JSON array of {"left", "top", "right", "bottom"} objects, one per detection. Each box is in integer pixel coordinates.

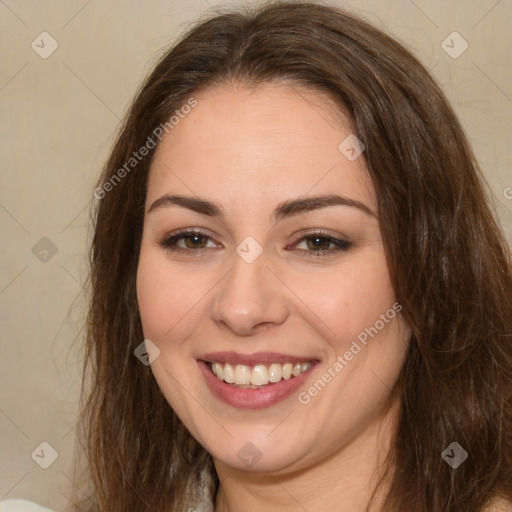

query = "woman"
[{"left": 76, "top": 2, "right": 512, "bottom": 511}]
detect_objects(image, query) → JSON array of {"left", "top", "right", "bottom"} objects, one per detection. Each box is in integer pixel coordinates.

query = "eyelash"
[{"left": 157, "top": 229, "right": 352, "bottom": 258}]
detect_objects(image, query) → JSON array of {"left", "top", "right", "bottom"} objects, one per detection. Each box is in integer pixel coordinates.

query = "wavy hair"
[{"left": 74, "top": 2, "right": 512, "bottom": 510}]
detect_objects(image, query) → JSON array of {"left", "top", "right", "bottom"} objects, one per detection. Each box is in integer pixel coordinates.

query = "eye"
[
  {"left": 157, "top": 229, "right": 352, "bottom": 258},
  {"left": 157, "top": 230, "right": 218, "bottom": 254},
  {"left": 291, "top": 232, "right": 352, "bottom": 257}
]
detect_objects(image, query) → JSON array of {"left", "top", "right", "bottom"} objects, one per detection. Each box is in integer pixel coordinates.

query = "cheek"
[
  {"left": 136, "top": 258, "right": 172, "bottom": 340},
  {"left": 287, "top": 250, "right": 397, "bottom": 351},
  {"left": 136, "top": 250, "right": 210, "bottom": 341},
  {"left": 136, "top": 251, "right": 207, "bottom": 421}
]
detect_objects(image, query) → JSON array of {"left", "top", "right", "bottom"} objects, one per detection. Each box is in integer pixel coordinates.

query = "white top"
[
  {"left": 0, "top": 468, "right": 215, "bottom": 512},
  {"left": 1, "top": 495, "right": 510, "bottom": 511},
  {"left": 0, "top": 501, "right": 54, "bottom": 512}
]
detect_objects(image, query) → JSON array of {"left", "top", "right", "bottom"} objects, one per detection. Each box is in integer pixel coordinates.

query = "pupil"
[
  {"left": 186, "top": 234, "right": 206, "bottom": 248},
  {"left": 308, "top": 237, "right": 329, "bottom": 250}
]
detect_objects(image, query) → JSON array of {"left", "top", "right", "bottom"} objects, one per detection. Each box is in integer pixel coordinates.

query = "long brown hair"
[{"left": 75, "top": 2, "right": 512, "bottom": 510}]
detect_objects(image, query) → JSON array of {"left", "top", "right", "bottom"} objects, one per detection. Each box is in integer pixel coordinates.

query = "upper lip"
[{"left": 199, "top": 351, "right": 319, "bottom": 366}]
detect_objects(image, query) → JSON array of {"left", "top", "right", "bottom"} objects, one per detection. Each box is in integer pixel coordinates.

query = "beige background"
[{"left": 1, "top": 0, "right": 511, "bottom": 510}]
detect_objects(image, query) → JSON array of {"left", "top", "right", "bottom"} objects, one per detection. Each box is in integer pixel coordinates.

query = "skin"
[{"left": 136, "top": 81, "right": 411, "bottom": 511}]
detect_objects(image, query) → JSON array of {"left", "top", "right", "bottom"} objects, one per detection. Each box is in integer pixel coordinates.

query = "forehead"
[{"left": 146, "top": 82, "right": 375, "bottom": 212}]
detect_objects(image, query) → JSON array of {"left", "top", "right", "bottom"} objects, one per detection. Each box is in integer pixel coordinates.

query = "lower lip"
[{"left": 197, "top": 361, "right": 316, "bottom": 410}]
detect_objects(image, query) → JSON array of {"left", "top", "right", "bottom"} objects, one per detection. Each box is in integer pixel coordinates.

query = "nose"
[{"left": 211, "top": 250, "right": 290, "bottom": 336}]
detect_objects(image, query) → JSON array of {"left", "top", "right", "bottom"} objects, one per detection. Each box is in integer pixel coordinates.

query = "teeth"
[
  {"left": 223, "top": 363, "right": 235, "bottom": 383},
  {"left": 210, "top": 361, "right": 312, "bottom": 386},
  {"left": 268, "top": 363, "right": 282, "bottom": 383},
  {"left": 212, "top": 362, "right": 223, "bottom": 378},
  {"left": 251, "top": 365, "right": 269, "bottom": 385},
  {"left": 234, "top": 364, "right": 251, "bottom": 385}
]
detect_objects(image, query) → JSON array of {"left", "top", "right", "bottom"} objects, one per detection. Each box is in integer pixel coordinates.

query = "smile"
[
  {"left": 209, "top": 361, "right": 312, "bottom": 388},
  {"left": 197, "top": 352, "right": 319, "bottom": 409}
]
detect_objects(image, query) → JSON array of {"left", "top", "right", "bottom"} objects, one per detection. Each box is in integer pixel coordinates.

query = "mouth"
[
  {"left": 208, "top": 361, "right": 312, "bottom": 388},
  {"left": 197, "top": 351, "right": 319, "bottom": 409}
]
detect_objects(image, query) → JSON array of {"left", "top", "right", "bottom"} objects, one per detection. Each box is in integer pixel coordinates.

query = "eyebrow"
[{"left": 147, "top": 193, "right": 377, "bottom": 220}]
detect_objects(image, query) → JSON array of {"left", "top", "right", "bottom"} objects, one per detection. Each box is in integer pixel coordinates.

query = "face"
[{"left": 136, "top": 82, "right": 410, "bottom": 474}]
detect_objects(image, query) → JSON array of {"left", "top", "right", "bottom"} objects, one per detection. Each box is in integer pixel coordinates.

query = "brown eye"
[
  {"left": 293, "top": 233, "right": 352, "bottom": 257},
  {"left": 158, "top": 230, "right": 217, "bottom": 253},
  {"left": 306, "top": 236, "right": 333, "bottom": 251},
  {"left": 182, "top": 233, "right": 208, "bottom": 249}
]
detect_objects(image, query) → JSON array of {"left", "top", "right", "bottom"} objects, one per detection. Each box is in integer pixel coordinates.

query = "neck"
[{"left": 213, "top": 400, "right": 399, "bottom": 512}]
